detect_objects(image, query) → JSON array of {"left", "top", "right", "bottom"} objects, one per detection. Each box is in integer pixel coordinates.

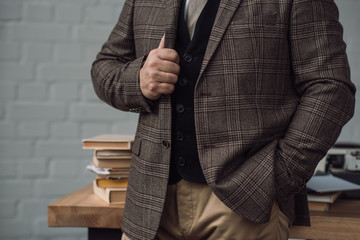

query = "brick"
[
  {"left": 36, "top": 140, "right": 86, "bottom": 157},
  {"left": 39, "top": 63, "right": 90, "bottom": 81},
  {"left": 18, "top": 121, "right": 49, "bottom": 138},
  {"left": 49, "top": 159, "right": 82, "bottom": 178},
  {"left": 85, "top": 44, "right": 101, "bottom": 62},
  {"left": 54, "top": 4, "right": 83, "bottom": 23},
  {"left": 18, "top": 83, "right": 48, "bottom": 101},
  {"left": 0, "top": 122, "right": 16, "bottom": 138},
  {"left": 18, "top": 159, "right": 48, "bottom": 178},
  {"left": 0, "top": 140, "right": 32, "bottom": 157},
  {"left": 75, "top": 25, "right": 114, "bottom": 43},
  {"left": 70, "top": 103, "right": 129, "bottom": 121},
  {"left": 48, "top": 0, "right": 97, "bottom": 3},
  {"left": 0, "top": 23, "right": 12, "bottom": 41},
  {"left": 24, "top": 238, "right": 49, "bottom": 240},
  {"left": 55, "top": 43, "right": 83, "bottom": 62},
  {"left": 0, "top": 219, "right": 32, "bottom": 237},
  {"left": 19, "top": 199, "right": 48, "bottom": 220},
  {"left": 85, "top": 6, "right": 116, "bottom": 24},
  {"left": 0, "top": 2, "right": 22, "bottom": 20},
  {"left": 51, "top": 122, "right": 79, "bottom": 138},
  {"left": 80, "top": 168, "right": 94, "bottom": 180},
  {"left": 24, "top": 43, "right": 53, "bottom": 61},
  {"left": 339, "top": 125, "right": 359, "bottom": 142},
  {"left": 0, "top": 83, "right": 16, "bottom": 101},
  {"left": 0, "top": 62, "right": 34, "bottom": 82},
  {"left": 0, "top": 103, "right": 4, "bottom": 119},
  {"left": 0, "top": 162, "right": 17, "bottom": 178},
  {"left": 81, "top": 123, "right": 110, "bottom": 139},
  {"left": 12, "top": 23, "right": 70, "bottom": 41},
  {"left": 51, "top": 83, "right": 79, "bottom": 101},
  {"left": 348, "top": 54, "right": 360, "bottom": 72},
  {"left": 0, "top": 180, "right": 33, "bottom": 199},
  {"left": 0, "top": 200, "right": 17, "bottom": 218},
  {"left": 112, "top": 120, "right": 138, "bottom": 134},
  {"left": 81, "top": 84, "right": 99, "bottom": 101},
  {"left": 25, "top": 3, "right": 53, "bottom": 22},
  {"left": 53, "top": 237, "right": 86, "bottom": 240},
  {"left": 9, "top": 102, "right": 66, "bottom": 120},
  {"left": 337, "top": 4, "right": 360, "bottom": 37},
  {"left": 0, "top": 43, "right": 21, "bottom": 61},
  {"left": 34, "top": 178, "right": 90, "bottom": 197},
  {"left": 99, "top": 0, "right": 126, "bottom": 5}
]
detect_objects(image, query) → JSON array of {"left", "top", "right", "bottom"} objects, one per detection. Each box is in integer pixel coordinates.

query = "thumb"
[{"left": 158, "top": 34, "right": 165, "bottom": 49}]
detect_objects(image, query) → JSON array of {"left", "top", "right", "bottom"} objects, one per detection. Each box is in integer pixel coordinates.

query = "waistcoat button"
[
  {"left": 183, "top": 53, "right": 193, "bottom": 63},
  {"left": 176, "top": 104, "right": 185, "bottom": 113},
  {"left": 177, "top": 157, "right": 186, "bottom": 167},
  {"left": 176, "top": 132, "right": 185, "bottom": 141},
  {"left": 178, "top": 78, "right": 188, "bottom": 87}
]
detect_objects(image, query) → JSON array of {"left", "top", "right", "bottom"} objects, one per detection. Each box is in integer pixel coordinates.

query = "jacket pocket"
[
  {"left": 132, "top": 136, "right": 142, "bottom": 157},
  {"left": 274, "top": 150, "right": 309, "bottom": 205}
]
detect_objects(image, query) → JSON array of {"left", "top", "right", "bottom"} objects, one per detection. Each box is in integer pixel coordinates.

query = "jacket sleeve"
[
  {"left": 91, "top": 0, "right": 153, "bottom": 113},
  {"left": 275, "top": 0, "right": 356, "bottom": 203}
]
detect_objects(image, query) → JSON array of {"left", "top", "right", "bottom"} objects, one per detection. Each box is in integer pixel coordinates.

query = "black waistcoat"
[{"left": 169, "top": 0, "right": 220, "bottom": 184}]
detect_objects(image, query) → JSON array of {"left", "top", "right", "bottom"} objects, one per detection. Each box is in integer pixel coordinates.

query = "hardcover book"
[
  {"left": 95, "top": 149, "right": 132, "bottom": 159},
  {"left": 308, "top": 201, "right": 330, "bottom": 212},
  {"left": 307, "top": 191, "right": 342, "bottom": 203},
  {"left": 82, "top": 134, "right": 134, "bottom": 150},
  {"left": 96, "top": 177, "right": 129, "bottom": 188},
  {"left": 92, "top": 154, "right": 131, "bottom": 169},
  {"left": 92, "top": 180, "right": 127, "bottom": 204}
]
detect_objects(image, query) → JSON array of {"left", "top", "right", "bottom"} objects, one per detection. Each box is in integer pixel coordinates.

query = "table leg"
[{"left": 88, "top": 228, "right": 123, "bottom": 240}]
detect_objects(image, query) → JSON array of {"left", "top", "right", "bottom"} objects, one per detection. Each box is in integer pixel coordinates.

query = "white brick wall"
[{"left": 0, "top": 0, "right": 358, "bottom": 239}]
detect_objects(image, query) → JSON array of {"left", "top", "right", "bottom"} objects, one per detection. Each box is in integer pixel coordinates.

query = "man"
[{"left": 91, "top": 0, "right": 356, "bottom": 239}]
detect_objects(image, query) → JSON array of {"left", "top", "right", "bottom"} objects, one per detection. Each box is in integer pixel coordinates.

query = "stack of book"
[
  {"left": 307, "top": 174, "right": 360, "bottom": 212},
  {"left": 307, "top": 191, "right": 342, "bottom": 212},
  {"left": 83, "top": 134, "right": 134, "bottom": 205}
]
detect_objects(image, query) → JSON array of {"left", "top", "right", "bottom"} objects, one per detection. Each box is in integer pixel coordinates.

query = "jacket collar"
[
  {"left": 200, "top": 0, "right": 242, "bottom": 77},
  {"left": 164, "top": 0, "right": 242, "bottom": 77}
]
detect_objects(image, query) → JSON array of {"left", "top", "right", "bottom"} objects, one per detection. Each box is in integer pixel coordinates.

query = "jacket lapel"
[
  {"left": 198, "top": 0, "right": 242, "bottom": 78},
  {"left": 164, "top": 0, "right": 182, "bottom": 48}
]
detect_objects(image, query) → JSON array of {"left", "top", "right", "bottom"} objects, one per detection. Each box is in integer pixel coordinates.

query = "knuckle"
[
  {"left": 149, "top": 48, "right": 158, "bottom": 56},
  {"left": 147, "top": 59, "right": 157, "bottom": 68},
  {"left": 165, "top": 73, "right": 173, "bottom": 82},
  {"left": 167, "top": 84, "right": 175, "bottom": 93},
  {"left": 174, "top": 64, "right": 180, "bottom": 74},
  {"left": 172, "top": 51, "right": 180, "bottom": 63},
  {"left": 148, "top": 82, "right": 157, "bottom": 91},
  {"left": 148, "top": 71, "right": 157, "bottom": 79},
  {"left": 170, "top": 51, "right": 179, "bottom": 61},
  {"left": 168, "top": 73, "right": 178, "bottom": 83}
]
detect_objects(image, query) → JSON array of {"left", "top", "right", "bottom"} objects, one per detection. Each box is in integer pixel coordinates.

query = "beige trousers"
[{"left": 122, "top": 179, "right": 292, "bottom": 240}]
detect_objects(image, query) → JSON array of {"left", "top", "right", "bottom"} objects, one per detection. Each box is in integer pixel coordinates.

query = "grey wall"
[{"left": 0, "top": 0, "right": 359, "bottom": 239}]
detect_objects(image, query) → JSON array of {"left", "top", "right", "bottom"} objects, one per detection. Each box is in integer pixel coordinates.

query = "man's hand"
[{"left": 140, "top": 35, "right": 180, "bottom": 101}]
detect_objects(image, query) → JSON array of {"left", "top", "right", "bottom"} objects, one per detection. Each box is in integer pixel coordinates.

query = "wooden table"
[
  {"left": 48, "top": 185, "right": 360, "bottom": 240},
  {"left": 289, "top": 199, "right": 360, "bottom": 240},
  {"left": 48, "top": 185, "right": 124, "bottom": 240}
]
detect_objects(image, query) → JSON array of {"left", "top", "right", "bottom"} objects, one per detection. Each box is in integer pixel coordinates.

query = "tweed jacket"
[{"left": 91, "top": 0, "right": 356, "bottom": 239}]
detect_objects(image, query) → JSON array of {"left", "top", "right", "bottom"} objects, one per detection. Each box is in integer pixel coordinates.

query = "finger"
[
  {"left": 158, "top": 34, "right": 165, "bottom": 49},
  {"left": 148, "top": 70, "right": 178, "bottom": 84},
  {"left": 157, "top": 49, "right": 180, "bottom": 64},
  {"left": 157, "top": 61, "right": 180, "bottom": 76},
  {"left": 151, "top": 82, "right": 176, "bottom": 95}
]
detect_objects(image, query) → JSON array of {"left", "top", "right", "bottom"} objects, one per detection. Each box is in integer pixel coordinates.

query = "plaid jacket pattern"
[{"left": 91, "top": 0, "right": 356, "bottom": 239}]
